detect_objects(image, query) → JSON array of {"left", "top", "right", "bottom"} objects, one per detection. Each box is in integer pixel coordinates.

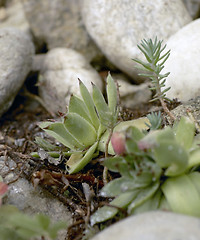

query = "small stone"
[
  {"left": 0, "top": 1, "right": 31, "bottom": 35},
  {"left": 91, "top": 211, "right": 200, "bottom": 240},
  {"left": 38, "top": 48, "right": 102, "bottom": 114},
  {"left": 0, "top": 27, "right": 34, "bottom": 117},
  {"left": 163, "top": 19, "right": 200, "bottom": 102},
  {"left": 182, "top": 0, "right": 200, "bottom": 19},
  {"left": 22, "top": 0, "right": 102, "bottom": 62},
  {"left": 0, "top": 7, "right": 7, "bottom": 21}
]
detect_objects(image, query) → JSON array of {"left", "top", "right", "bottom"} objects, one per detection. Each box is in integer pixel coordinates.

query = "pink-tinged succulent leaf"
[
  {"left": 0, "top": 182, "right": 8, "bottom": 206},
  {"left": 111, "top": 132, "right": 126, "bottom": 155},
  {"left": 0, "top": 182, "right": 8, "bottom": 196}
]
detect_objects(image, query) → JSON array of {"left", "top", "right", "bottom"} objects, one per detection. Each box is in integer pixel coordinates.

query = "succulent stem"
[
  {"left": 159, "top": 97, "right": 175, "bottom": 122},
  {"left": 133, "top": 37, "right": 176, "bottom": 122},
  {"left": 103, "top": 128, "right": 114, "bottom": 185},
  {"left": 152, "top": 69, "right": 175, "bottom": 122}
]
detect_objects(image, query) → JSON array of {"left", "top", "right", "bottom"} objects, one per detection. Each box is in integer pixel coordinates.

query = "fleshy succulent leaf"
[
  {"left": 34, "top": 136, "right": 60, "bottom": 151},
  {"left": 103, "top": 156, "right": 127, "bottom": 172},
  {"left": 64, "top": 112, "right": 97, "bottom": 148},
  {"left": 90, "top": 191, "right": 138, "bottom": 226},
  {"left": 78, "top": 79, "right": 100, "bottom": 130},
  {"left": 188, "top": 148, "right": 200, "bottom": 169},
  {"left": 139, "top": 127, "right": 188, "bottom": 176},
  {"left": 161, "top": 174, "right": 200, "bottom": 217},
  {"left": 154, "top": 139, "right": 188, "bottom": 176},
  {"left": 92, "top": 82, "right": 114, "bottom": 127},
  {"left": 126, "top": 126, "right": 145, "bottom": 141},
  {"left": 174, "top": 116, "right": 195, "bottom": 150},
  {"left": 40, "top": 122, "right": 85, "bottom": 150},
  {"left": 100, "top": 177, "right": 133, "bottom": 197},
  {"left": 128, "top": 182, "right": 159, "bottom": 214},
  {"left": 66, "top": 142, "right": 98, "bottom": 174},
  {"left": 188, "top": 172, "right": 200, "bottom": 195},
  {"left": 68, "top": 94, "right": 93, "bottom": 124},
  {"left": 90, "top": 206, "right": 118, "bottom": 227},
  {"left": 106, "top": 73, "right": 118, "bottom": 118},
  {"left": 132, "top": 190, "right": 162, "bottom": 214}
]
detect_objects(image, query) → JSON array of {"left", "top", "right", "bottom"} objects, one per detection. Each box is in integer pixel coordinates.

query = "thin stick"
[
  {"left": 155, "top": 75, "right": 176, "bottom": 122},
  {"left": 159, "top": 98, "right": 176, "bottom": 122},
  {"left": 103, "top": 128, "right": 114, "bottom": 185}
]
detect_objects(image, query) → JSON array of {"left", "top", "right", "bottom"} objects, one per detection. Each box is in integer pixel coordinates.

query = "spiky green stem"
[{"left": 151, "top": 67, "right": 175, "bottom": 122}]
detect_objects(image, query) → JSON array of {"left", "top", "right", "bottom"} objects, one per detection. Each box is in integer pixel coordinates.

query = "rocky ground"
[
  {"left": 1, "top": 0, "right": 200, "bottom": 240},
  {"left": 0, "top": 81, "right": 160, "bottom": 239}
]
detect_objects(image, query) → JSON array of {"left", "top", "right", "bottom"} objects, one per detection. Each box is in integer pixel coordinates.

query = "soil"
[{"left": 0, "top": 78, "right": 180, "bottom": 240}]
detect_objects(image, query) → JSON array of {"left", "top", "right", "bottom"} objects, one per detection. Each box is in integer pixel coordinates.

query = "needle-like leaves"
[{"left": 133, "top": 37, "right": 171, "bottom": 102}]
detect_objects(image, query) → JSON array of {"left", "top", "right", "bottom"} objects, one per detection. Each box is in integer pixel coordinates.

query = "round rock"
[
  {"left": 92, "top": 211, "right": 200, "bottom": 240},
  {"left": 22, "top": 0, "right": 102, "bottom": 62},
  {"left": 163, "top": 19, "right": 200, "bottom": 102},
  {"left": 81, "top": 0, "right": 191, "bottom": 83},
  {"left": 182, "top": 0, "right": 200, "bottom": 19},
  {"left": 0, "top": 27, "right": 34, "bottom": 117},
  {"left": 38, "top": 48, "right": 103, "bottom": 114},
  {"left": 112, "top": 74, "right": 151, "bottom": 108},
  {"left": 0, "top": 0, "right": 31, "bottom": 35}
]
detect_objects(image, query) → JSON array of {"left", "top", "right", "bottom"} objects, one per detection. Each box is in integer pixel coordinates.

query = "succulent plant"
[
  {"left": 32, "top": 37, "right": 200, "bottom": 229},
  {"left": 32, "top": 73, "right": 149, "bottom": 174},
  {"left": 90, "top": 116, "right": 200, "bottom": 225},
  {"left": 133, "top": 37, "right": 175, "bottom": 121},
  {"left": 145, "top": 111, "right": 162, "bottom": 130}
]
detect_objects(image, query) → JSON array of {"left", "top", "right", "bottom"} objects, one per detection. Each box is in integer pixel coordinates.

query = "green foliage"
[
  {"left": 91, "top": 116, "right": 200, "bottom": 225},
  {"left": 161, "top": 173, "right": 200, "bottom": 217},
  {"left": 145, "top": 111, "right": 162, "bottom": 130},
  {"left": 133, "top": 37, "right": 171, "bottom": 102},
  {"left": 33, "top": 74, "right": 150, "bottom": 173},
  {"left": 133, "top": 37, "right": 176, "bottom": 122},
  {"left": 34, "top": 136, "right": 61, "bottom": 151},
  {"left": 33, "top": 73, "right": 119, "bottom": 174},
  {"left": 0, "top": 205, "right": 67, "bottom": 240},
  {"left": 31, "top": 37, "right": 200, "bottom": 231}
]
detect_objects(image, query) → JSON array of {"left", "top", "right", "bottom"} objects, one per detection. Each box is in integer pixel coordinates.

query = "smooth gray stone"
[
  {"left": 0, "top": 27, "right": 34, "bottom": 117},
  {"left": 82, "top": 0, "right": 191, "bottom": 83},
  {"left": 22, "top": 0, "right": 101, "bottom": 62},
  {"left": 38, "top": 48, "right": 102, "bottom": 114},
  {"left": 92, "top": 211, "right": 200, "bottom": 240},
  {"left": 163, "top": 19, "right": 200, "bottom": 102}
]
